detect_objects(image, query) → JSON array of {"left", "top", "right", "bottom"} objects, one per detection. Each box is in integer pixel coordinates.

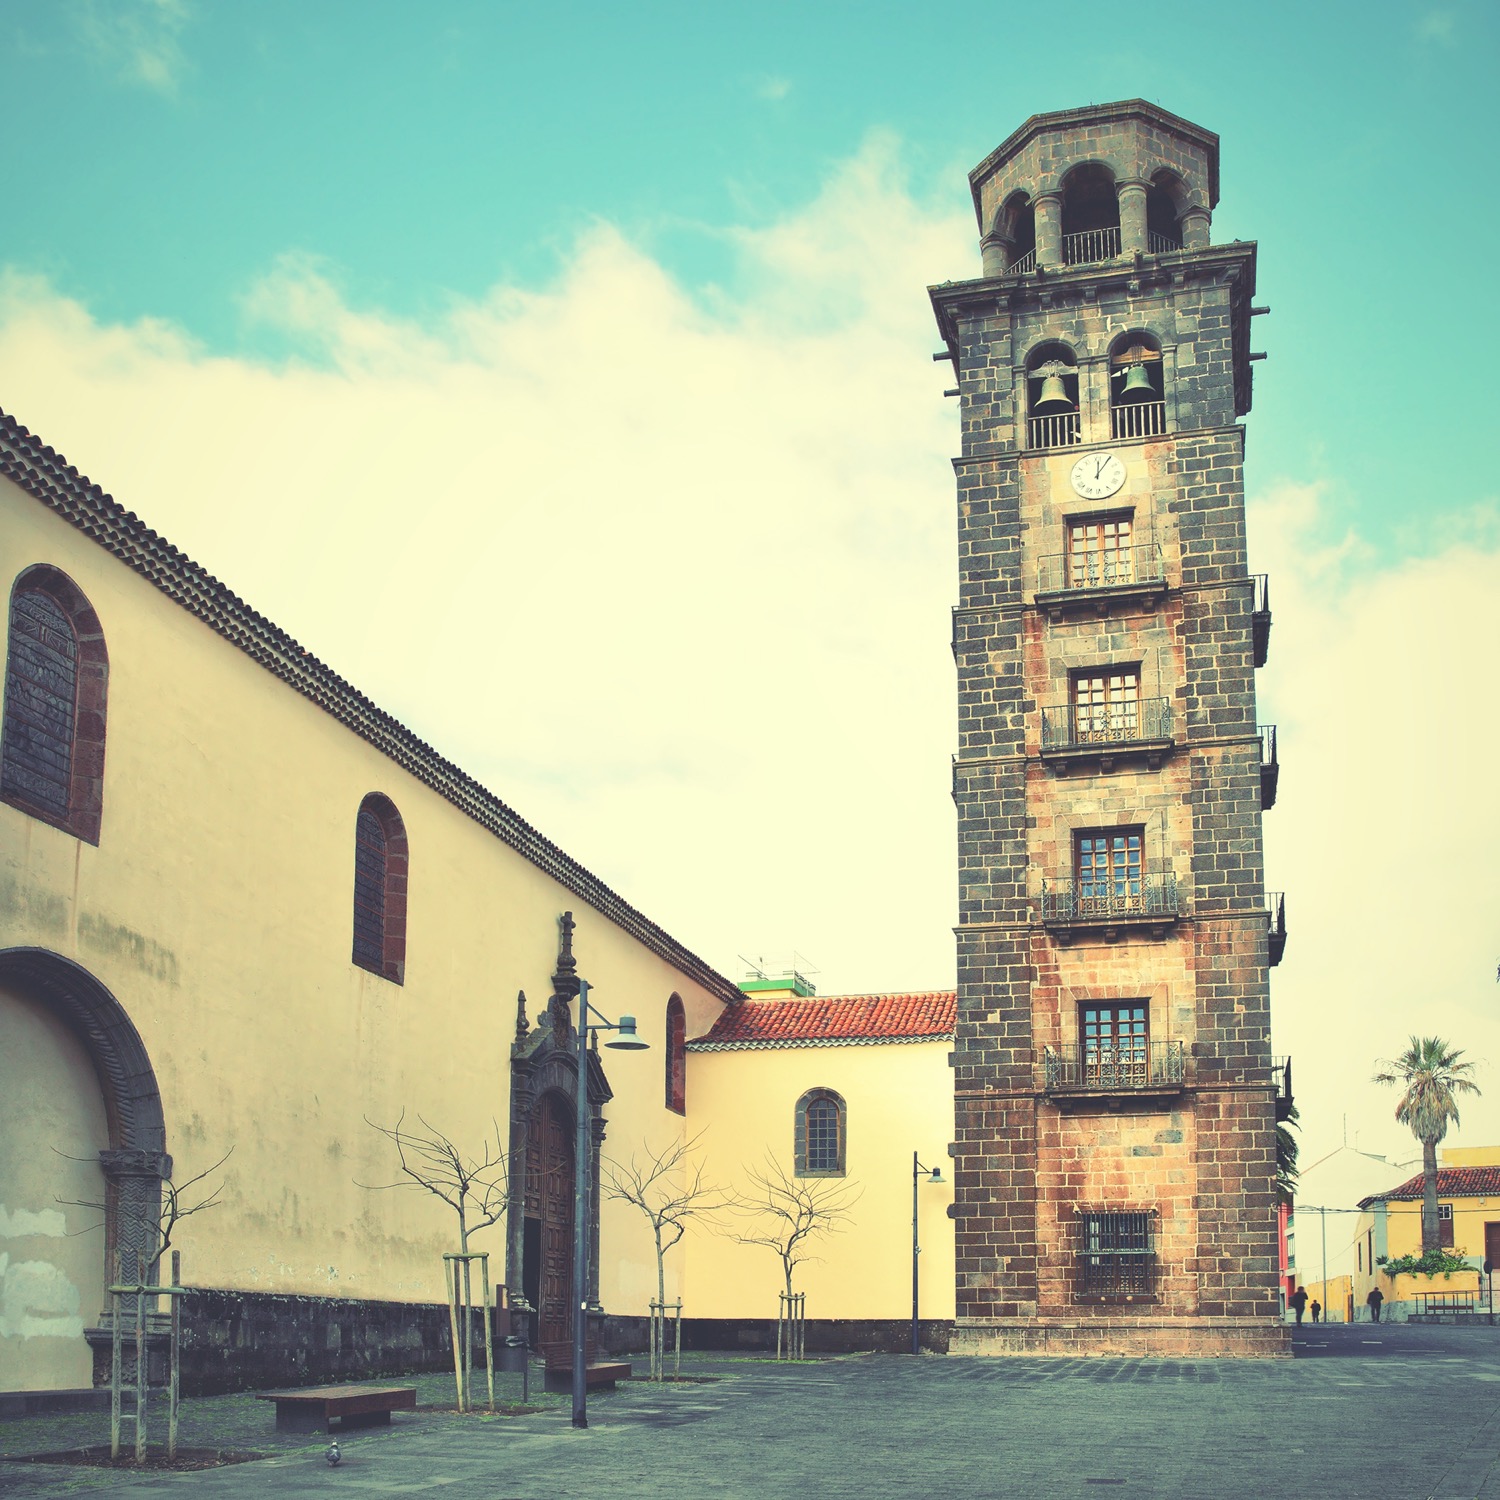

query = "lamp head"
[
  {"left": 927, "top": 1167, "right": 945, "bottom": 1186},
  {"left": 605, "top": 1015, "right": 650, "bottom": 1050}
]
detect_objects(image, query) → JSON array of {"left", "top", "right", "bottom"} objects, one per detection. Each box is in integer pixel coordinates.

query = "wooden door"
[{"left": 525, "top": 1093, "right": 575, "bottom": 1351}]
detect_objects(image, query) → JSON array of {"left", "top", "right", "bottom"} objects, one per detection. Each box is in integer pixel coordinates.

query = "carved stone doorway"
[{"left": 523, "top": 1091, "right": 575, "bottom": 1353}]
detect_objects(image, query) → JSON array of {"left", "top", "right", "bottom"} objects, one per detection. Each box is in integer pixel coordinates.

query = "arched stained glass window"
[
  {"left": 665, "top": 995, "right": 686, "bottom": 1115},
  {"left": 352, "top": 794, "right": 408, "bottom": 984},
  {"left": 0, "top": 566, "right": 108, "bottom": 843},
  {"left": 795, "top": 1088, "right": 846, "bottom": 1177}
]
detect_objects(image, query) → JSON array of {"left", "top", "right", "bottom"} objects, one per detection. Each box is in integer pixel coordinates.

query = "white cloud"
[
  {"left": 1417, "top": 9, "right": 1456, "bottom": 42},
  {"left": 1, "top": 139, "right": 1496, "bottom": 1181},
  {"left": 72, "top": 0, "right": 192, "bottom": 94},
  {"left": 754, "top": 75, "right": 792, "bottom": 102}
]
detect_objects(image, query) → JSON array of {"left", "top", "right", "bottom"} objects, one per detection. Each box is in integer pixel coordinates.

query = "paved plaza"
[{"left": 5, "top": 1325, "right": 1500, "bottom": 1499}]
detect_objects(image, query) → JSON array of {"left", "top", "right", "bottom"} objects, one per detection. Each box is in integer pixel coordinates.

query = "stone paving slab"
[{"left": 5, "top": 1330, "right": 1500, "bottom": 1498}]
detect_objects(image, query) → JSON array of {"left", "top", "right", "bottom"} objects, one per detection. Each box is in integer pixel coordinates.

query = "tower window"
[
  {"left": 1025, "top": 342, "right": 1081, "bottom": 450},
  {"left": 1110, "top": 335, "right": 1166, "bottom": 440},
  {"left": 1066, "top": 513, "right": 1134, "bottom": 589},
  {"left": 0, "top": 566, "right": 109, "bottom": 844},
  {"left": 1146, "top": 171, "right": 1187, "bottom": 253},
  {"left": 1080, "top": 1003, "right": 1149, "bottom": 1086},
  {"left": 1075, "top": 827, "right": 1144, "bottom": 910},
  {"left": 1077, "top": 1209, "right": 1156, "bottom": 1300},
  {"left": 795, "top": 1088, "right": 846, "bottom": 1177},
  {"left": 665, "top": 995, "right": 686, "bottom": 1115},
  {"left": 352, "top": 793, "right": 408, "bottom": 984},
  {"left": 1070, "top": 667, "right": 1141, "bottom": 741}
]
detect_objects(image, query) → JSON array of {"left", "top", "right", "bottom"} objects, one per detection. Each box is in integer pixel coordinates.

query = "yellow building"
[
  {"left": 1352, "top": 1148, "right": 1500, "bottom": 1321},
  {"left": 1, "top": 403, "right": 963, "bottom": 1398}
]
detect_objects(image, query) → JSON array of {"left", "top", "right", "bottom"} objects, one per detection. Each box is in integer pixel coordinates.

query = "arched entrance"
[
  {"left": 0, "top": 948, "right": 168, "bottom": 1392},
  {"left": 522, "top": 1092, "right": 575, "bottom": 1351}
]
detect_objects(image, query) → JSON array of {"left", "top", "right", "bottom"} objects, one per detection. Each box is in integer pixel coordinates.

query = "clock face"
[{"left": 1071, "top": 452, "right": 1127, "bottom": 501}]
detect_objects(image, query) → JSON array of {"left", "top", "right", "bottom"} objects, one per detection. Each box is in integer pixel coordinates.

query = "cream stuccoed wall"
[
  {"left": 0, "top": 474, "right": 727, "bottom": 1388},
  {"left": 681, "top": 1039, "right": 955, "bottom": 1321}
]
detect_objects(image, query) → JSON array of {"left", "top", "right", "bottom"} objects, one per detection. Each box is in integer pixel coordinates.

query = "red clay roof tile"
[
  {"left": 689, "top": 991, "right": 956, "bottom": 1050},
  {"left": 1358, "top": 1166, "right": 1500, "bottom": 1207}
]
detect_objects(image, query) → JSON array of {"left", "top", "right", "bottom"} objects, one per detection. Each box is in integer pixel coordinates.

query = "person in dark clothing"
[
  {"left": 1290, "top": 1286, "right": 1308, "bottom": 1325},
  {"left": 1311, "top": 1299, "right": 1322, "bottom": 1323},
  {"left": 1367, "top": 1286, "right": 1384, "bottom": 1323}
]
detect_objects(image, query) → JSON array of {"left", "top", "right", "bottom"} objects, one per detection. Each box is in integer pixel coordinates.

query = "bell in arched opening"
[{"left": 1032, "top": 360, "right": 1077, "bottom": 413}]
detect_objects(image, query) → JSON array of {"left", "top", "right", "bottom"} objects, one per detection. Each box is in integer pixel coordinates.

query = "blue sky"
[{"left": 1, "top": 0, "right": 1498, "bottom": 1190}]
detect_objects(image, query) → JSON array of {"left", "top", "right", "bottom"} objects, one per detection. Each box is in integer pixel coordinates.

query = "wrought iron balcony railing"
[
  {"left": 1036, "top": 543, "right": 1167, "bottom": 598},
  {"left": 1148, "top": 229, "right": 1182, "bottom": 254},
  {"left": 1045, "top": 1041, "right": 1186, "bottom": 1093},
  {"left": 1026, "top": 410, "right": 1082, "bottom": 450},
  {"left": 1040, "top": 697, "right": 1173, "bottom": 752},
  {"left": 1252, "top": 573, "right": 1272, "bottom": 667},
  {"left": 1260, "top": 724, "right": 1279, "bottom": 809},
  {"left": 1274, "top": 1054, "right": 1294, "bottom": 1120},
  {"left": 1008, "top": 248, "right": 1036, "bottom": 275},
  {"left": 1110, "top": 399, "right": 1167, "bottom": 440},
  {"left": 1063, "top": 226, "right": 1122, "bottom": 265},
  {"left": 1268, "top": 891, "right": 1287, "bottom": 966},
  {"left": 1079, "top": 1254, "right": 1156, "bottom": 1298},
  {"left": 1041, "top": 874, "right": 1179, "bottom": 925}
]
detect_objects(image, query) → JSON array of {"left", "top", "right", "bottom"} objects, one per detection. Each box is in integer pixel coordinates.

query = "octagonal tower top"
[{"left": 969, "top": 100, "right": 1220, "bottom": 278}]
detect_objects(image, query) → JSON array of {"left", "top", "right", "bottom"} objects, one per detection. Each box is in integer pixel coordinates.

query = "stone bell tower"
[{"left": 930, "top": 101, "right": 1289, "bottom": 1356}]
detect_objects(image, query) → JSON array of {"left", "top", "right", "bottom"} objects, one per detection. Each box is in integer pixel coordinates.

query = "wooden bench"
[
  {"left": 538, "top": 1340, "right": 632, "bottom": 1393},
  {"left": 255, "top": 1383, "right": 417, "bottom": 1433}
]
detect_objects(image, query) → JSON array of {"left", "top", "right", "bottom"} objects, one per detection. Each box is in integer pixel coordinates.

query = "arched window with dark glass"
[
  {"left": 0, "top": 565, "right": 108, "bottom": 844},
  {"left": 352, "top": 793, "right": 408, "bottom": 984},
  {"left": 795, "top": 1088, "right": 846, "bottom": 1177},
  {"left": 665, "top": 995, "right": 686, "bottom": 1115}
]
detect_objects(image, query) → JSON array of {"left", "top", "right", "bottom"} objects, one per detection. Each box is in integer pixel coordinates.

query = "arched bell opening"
[
  {"left": 1060, "top": 164, "right": 1120, "bottom": 265},
  {"left": 1109, "top": 333, "right": 1167, "bottom": 440},
  {"left": 1147, "top": 171, "right": 1187, "bottom": 253},
  {"left": 1001, "top": 192, "right": 1036, "bottom": 274},
  {"left": 1026, "top": 341, "right": 1082, "bottom": 450}
]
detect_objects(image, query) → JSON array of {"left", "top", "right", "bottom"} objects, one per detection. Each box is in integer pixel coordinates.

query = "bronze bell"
[
  {"left": 1033, "top": 372, "right": 1074, "bottom": 412},
  {"left": 1118, "top": 362, "right": 1156, "bottom": 399}
]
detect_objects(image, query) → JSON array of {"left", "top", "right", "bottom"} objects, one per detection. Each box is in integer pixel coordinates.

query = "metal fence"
[
  {"left": 1110, "top": 400, "right": 1167, "bottom": 440},
  {"left": 1063, "top": 226, "right": 1121, "bottom": 265},
  {"left": 1045, "top": 1041, "right": 1185, "bottom": 1092},
  {"left": 1026, "top": 410, "right": 1082, "bottom": 450},
  {"left": 1040, "top": 697, "right": 1172, "bottom": 751},
  {"left": 1037, "top": 543, "right": 1166, "bottom": 595},
  {"left": 1041, "top": 874, "right": 1179, "bottom": 923}
]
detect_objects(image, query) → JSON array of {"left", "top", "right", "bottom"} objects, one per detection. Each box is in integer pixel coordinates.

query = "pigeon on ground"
[{"left": 327, "top": 1441, "right": 342, "bottom": 1466}]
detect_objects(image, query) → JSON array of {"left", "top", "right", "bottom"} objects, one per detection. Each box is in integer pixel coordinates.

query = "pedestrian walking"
[
  {"left": 1311, "top": 1299, "right": 1322, "bottom": 1324},
  {"left": 1290, "top": 1286, "right": 1308, "bottom": 1325},
  {"left": 1367, "top": 1286, "right": 1384, "bottom": 1323}
]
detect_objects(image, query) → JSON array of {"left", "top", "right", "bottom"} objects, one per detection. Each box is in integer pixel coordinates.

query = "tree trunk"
[{"left": 1422, "top": 1138, "right": 1440, "bottom": 1254}]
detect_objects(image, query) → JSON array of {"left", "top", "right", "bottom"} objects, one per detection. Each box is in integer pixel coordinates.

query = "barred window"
[
  {"left": 665, "top": 995, "right": 686, "bottom": 1115},
  {"left": 795, "top": 1088, "right": 846, "bottom": 1177},
  {"left": 0, "top": 566, "right": 108, "bottom": 844},
  {"left": 1077, "top": 1209, "right": 1157, "bottom": 1300},
  {"left": 352, "top": 793, "right": 408, "bottom": 984}
]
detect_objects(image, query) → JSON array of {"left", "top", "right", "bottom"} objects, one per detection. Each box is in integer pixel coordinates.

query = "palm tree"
[
  {"left": 1276, "top": 1103, "right": 1300, "bottom": 1206},
  {"left": 1373, "top": 1037, "right": 1482, "bottom": 1253}
]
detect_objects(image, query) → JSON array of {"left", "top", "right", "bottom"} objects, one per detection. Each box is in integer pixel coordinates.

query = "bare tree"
[
  {"left": 358, "top": 1111, "right": 509, "bottom": 1252},
  {"left": 358, "top": 1113, "right": 510, "bottom": 1411},
  {"left": 58, "top": 1147, "right": 233, "bottom": 1277},
  {"left": 603, "top": 1132, "right": 733, "bottom": 1377},
  {"left": 729, "top": 1155, "right": 860, "bottom": 1300}
]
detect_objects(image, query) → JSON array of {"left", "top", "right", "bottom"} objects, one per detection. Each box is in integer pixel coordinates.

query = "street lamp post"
[
  {"left": 571, "top": 978, "right": 648, "bottom": 1429},
  {"left": 910, "top": 1152, "right": 945, "bottom": 1355}
]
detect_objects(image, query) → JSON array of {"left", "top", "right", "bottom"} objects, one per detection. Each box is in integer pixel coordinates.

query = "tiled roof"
[
  {"left": 1358, "top": 1167, "right": 1500, "bottom": 1207},
  {"left": 0, "top": 407, "right": 744, "bottom": 1006},
  {"left": 689, "top": 991, "right": 956, "bottom": 1051}
]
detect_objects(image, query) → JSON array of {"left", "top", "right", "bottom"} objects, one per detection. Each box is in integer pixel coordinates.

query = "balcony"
[
  {"left": 1110, "top": 400, "right": 1167, "bottom": 441},
  {"left": 1039, "top": 697, "right": 1173, "bottom": 774},
  {"left": 1260, "top": 724, "right": 1279, "bottom": 809},
  {"left": 1148, "top": 230, "right": 1182, "bottom": 254},
  {"left": 1035, "top": 543, "right": 1168, "bottom": 619},
  {"left": 1044, "top": 1041, "right": 1186, "bottom": 1101},
  {"left": 1040, "top": 874, "right": 1180, "bottom": 941},
  {"left": 1268, "top": 891, "right": 1287, "bottom": 966},
  {"left": 1008, "top": 248, "right": 1037, "bottom": 275},
  {"left": 1063, "top": 226, "right": 1121, "bottom": 266},
  {"left": 1274, "top": 1055, "right": 1294, "bottom": 1121},
  {"left": 1252, "top": 574, "right": 1272, "bottom": 667},
  {"left": 1026, "top": 410, "right": 1082, "bottom": 450}
]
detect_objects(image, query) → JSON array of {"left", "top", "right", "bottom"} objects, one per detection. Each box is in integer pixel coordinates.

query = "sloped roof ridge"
[
  {"left": 0, "top": 407, "right": 742, "bottom": 1006},
  {"left": 690, "top": 989, "right": 956, "bottom": 1049},
  {"left": 1357, "top": 1165, "right": 1500, "bottom": 1207}
]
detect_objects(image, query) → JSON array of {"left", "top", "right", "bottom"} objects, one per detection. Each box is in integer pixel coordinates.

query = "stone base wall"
[
  {"left": 952, "top": 1315, "right": 1289, "bottom": 1358},
  {"left": 89, "top": 1289, "right": 463, "bottom": 1396}
]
